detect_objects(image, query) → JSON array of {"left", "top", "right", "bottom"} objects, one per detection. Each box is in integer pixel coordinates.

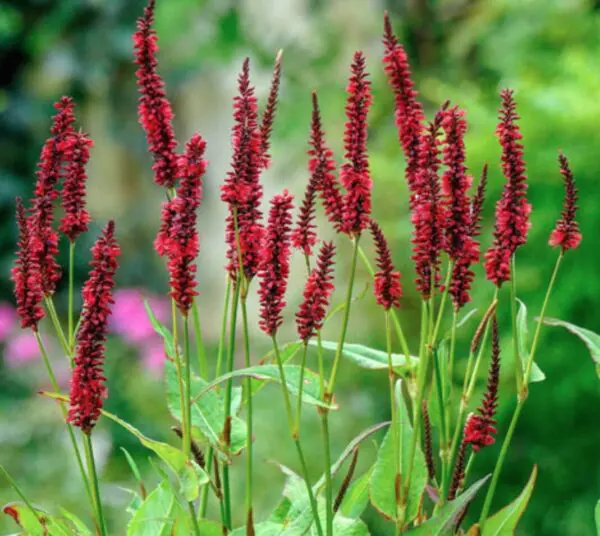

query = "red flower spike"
[
  {"left": 465, "top": 317, "right": 500, "bottom": 452},
  {"left": 258, "top": 50, "right": 282, "bottom": 170},
  {"left": 485, "top": 90, "right": 531, "bottom": 287},
  {"left": 12, "top": 199, "right": 45, "bottom": 330},
  {"left": 68, "top": 221, "right": 120, "bottom": 435},
  {"left": 296, "top": 241, "right": 336, "bottom": 343},
  {"left": 258, "top": 191, "right": 294, "bottom": 336},
  {"left": 154, "top": 197, "right": 176, "bottom": 257},
  {"left": 340, "top": 51, "right": 373, "bottom": 236},
  {"left": 222, "top": 58, "right": 265, "bottom": 281},
  {"left": 60, "top": 131, "right": 93, "bottom": 242},
  {"left": 370, "top": 220, "right": 402, "bottom": 310},
  {"left": 310, "top": 92, "right": 344, "bottom": 232},
  {"left": 411, "top": 108, "right": 448, "bottom": 298},
  {"left": 133, "top": 0, "right": 179, "bottom": 189},
  {"left": 291, "top": 178, "right": 318, "bottom": 256},
  {"left": 30, "top": 96, "right": 77, "bottom": 295},
  {"left": 549, "top": 153, "right": 581, "bottom": 251},
  {"left": 382, "top": 13, "right": 425, "bottom": 202},
  {"left": 166, "top": 134, "right": 207, "bottom": 315}
]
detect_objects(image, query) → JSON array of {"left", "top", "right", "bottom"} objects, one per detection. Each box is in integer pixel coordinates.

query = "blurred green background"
[{"left": 0, "top": 0, "right": 599, "bottom": 534}]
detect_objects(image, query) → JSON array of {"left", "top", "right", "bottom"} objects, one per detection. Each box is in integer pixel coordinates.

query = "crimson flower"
[
  {"left": 12, "top": 199, "right": 45, "bottom": 330},
  {"left": 68, "top": 221, "right": 120, "bottom": 434},
  {"left": 60, "top": 131, "right": 92, "bottom": 242},
  {"left": 549, "top": 152, "right": 581, "bottom": 251},
  {"left": 465, "top": 317, "right": 500, "bottom": 452},
  {"left": 340, "top": 51, "right": 373, "bottom": 236},
  {"left": 133, "top": 0, "right": 179, "bottom": 189},
  {"left": 258, "top": 51, "right": 282, "bottom": 170},
  {"left": 296, "top": 241, "right": 336, "bottom": 342},
  {"left": 484, "top": 89, "right": 531, "bottom": 287},
  {"left": 370, "top": 220, "right": 402, "bottom": 310},
  {"left": 291, "top": 178, "right": 318, "bottom": 256},
  {"left": 258, "top": 191, "right": 294, "bottom": 336}
]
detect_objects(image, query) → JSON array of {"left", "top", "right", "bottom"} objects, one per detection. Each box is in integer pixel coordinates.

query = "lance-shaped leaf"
[
  {"left": 406, "top": 475, "right": 490, "bottom": 535},
  {"left": 59, "top": 508, "right": 92, "bottom": 535},
  {"left": 517, "top": 300, "right": 546, "bottom": 383},
  {"left": 127, "top": 481, "right": 176, "bottom": 536},
  {"left": 542, "top": 317, "right": 600, "bottom": 378},
  {"left": 340, "top": 467, "right": 374, "bottom": 519},
  {"left": 482, "top": 466, "right": 537, "bottom": 536},
  {"left": 314, "top": 340, "right": 418, "bottom": 374},
  {"left": 370, "top": 380, "right": 427, "bottom": 523},
  {"left": 145, "top": 300, "right": 177, "bottom": 358}
]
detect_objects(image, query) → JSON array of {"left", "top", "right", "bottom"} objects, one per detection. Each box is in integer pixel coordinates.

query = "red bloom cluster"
[
  {"left": 340, "top": 51, "right": 373, "bottom": 236},
  {"left": 470, "top": 164, "right": 488, "bottom": 237},
  {"left": 60, "top": 132, "right": 92, "bottom": 242},
  {"left": 296, "top": 241, "right": 336, "bottom": 342},
  {"left": 465, "top": 317, "right": 500, "bottom": 452},
  {"left": 411, "top": 109, "right": 447, "bottom": 298},
  {"left": 258, "top": 191, "right": 294, "bottom": 336},
  {"left": 484, "top": 90, "right": 531, "bottom": 287},
  {"left": 258, "top": 51, "right": 282, "bottom": 170},
  {"left": 68, "top": 221, "right": 120, "bottom": 435},
  {"left": 370, "top": 220, "right": 402, "bottom": 310},
  {"left": 310, "top": 92, "right": 344, "bottom": 232},
  {"left": 382, "top": 13, "right": 425, "bottom": 202},
  {"left": 549, "top": 153, "right": 581, "bottom": 251},
  {"left": 221, "top": 59, "right": 265, "bottom": 281},
  {"left": 133, "top": 0, "right": 179, "bottom": 189},
  {"left": 30, "top": 97, "right": 77, "bottom": 295},
  {"left": 157, "top": 134, "right": 206, "bottom": 315},
  {"left": 291, "top": 178, "right": 318, "bottom": 256},
  {"left": 12, "top": 199, "right": 45, "bottom": 330}
]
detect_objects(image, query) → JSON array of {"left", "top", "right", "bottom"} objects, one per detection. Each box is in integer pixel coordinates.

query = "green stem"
[
  {"left": 187, "top": 501, "right": 201, "bottom": 536},
  {"left": 83, "top": 435, "right": 108, "bottom": 536},
  {"left": 317, "top": 332, "right": 325, "bottom": 398},
  {"left": 431, "top": 262, "right": 453, "bottom": 345},
  {"left": 44, "top": 297, "right": 70, "bottom": 360},
  {"left": 183, "top": 317, "right": 192, "bottom": 459},
  {"left": 320, "top": 413, "right": 333, "bottom": 536},
  {"left": 199, "top": 448, "right": 213, "bottom": 518},
  {"left": 171, "top": 300, "right": 189, "bottom": 459},
  {"left": 216, "top": 277, "right": 232, "bottom": 379},
  {"left": 509, "top": 256, "right": 523, "bottom": 392},
  {"left": 433, "top": 346, "right": 448, "bottom": 500},
  {"left": 240, "top": 295, "right": 254, "bottom": 527},
  {"left": 0, "top": 465, "right": 45, "bottom": 530},
  {"left": 295, "top": 344, "right": 309, "bottom": 437},
  {"left": 191, "top": 299, "right": 208, "bottom": 379},
  {"left": 68, "top": 241, "right": 75, "bottom": 353}
]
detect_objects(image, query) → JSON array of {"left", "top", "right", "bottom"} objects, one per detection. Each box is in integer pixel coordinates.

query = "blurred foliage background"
[{"left": 0, "top": 0, "right": 599, "bottom": 534}]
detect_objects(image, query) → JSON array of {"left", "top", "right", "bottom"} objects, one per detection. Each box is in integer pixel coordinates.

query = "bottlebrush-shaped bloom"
[
  {"left": 448, "top": 435, "right": 468, "bottom": 501},
  {"left": 133, "top": 0, "right": 179, "bottom": 189},
  {"left": 221, "top": 58, "right": 265, "bottom": 281},
  {"left": 291, "top": 178, "right": 318, "bottom": 256},
  {"left": 296, "top": 241, "right": 336, "bottom": 342},
  {"left": 382, "top": 13, "right": 425, "bottom": 201},
  {"left": 369, "top": 220, "right": 402, "bottom": 310},
  {"left": 12, "top": 199, "right": 45, "bottom": 330},
  {"left": 340, "top": 51, "right": 373, "bottom": 236},
  {"left": 258, "top": 191, "right": 294, "bottom": 336},
  {"left": 30, "top": 97, "right": 77, "bottom": 295},
  {"left": 310, "top": 92, "right": 344, "bottom": 232},
  {"left": 68, "top": 221, "right": 120, "bottom": 434},
  {"left": 258, "top": 51, "right": 282, "bottom": 170},
  {"left": 484, "top": 90, "right": 531, "bottom": 287},
  {"left": 60, "top": 131, "right": 92, "bottom": 241},
  {"left": 465, "top": 317, "right": 500, "bottom": 452},
  {"left": 411, "top": 109, "right": 447, "bottom": 298},
  {"left": 166, "top": 134, "right": 206, "bottom": 315},
  {"left": 549, "top": 153, "right": 581, "bottom": 251}
]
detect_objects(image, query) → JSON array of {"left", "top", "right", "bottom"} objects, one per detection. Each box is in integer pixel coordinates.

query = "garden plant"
[{"left": 3, "top": 1, "right": 599, "bottom": 534}]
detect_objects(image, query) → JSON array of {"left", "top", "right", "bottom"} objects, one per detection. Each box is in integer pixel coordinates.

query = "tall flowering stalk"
[
  {"left": 370, "top": 220, "right": 402, "bottom": 311},
  {"left": 258, "top": 51, "right": 282, "bottom": 170},
  {"left": 549, "top": 153, "right": 581, "bottom": 251}
]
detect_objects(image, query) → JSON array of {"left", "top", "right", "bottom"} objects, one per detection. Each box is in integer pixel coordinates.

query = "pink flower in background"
[
  {"left": 141, "top": 339, "right": 166, "bottom": 375},
  {"left": 0, "top": 303, "right": 17, "bottom": 342},
  {"left": 110, "top": 289, "right": 168, "bottom": 344},
  {"left": 5, "top": 332, "right": 41, "bottom": 367}
]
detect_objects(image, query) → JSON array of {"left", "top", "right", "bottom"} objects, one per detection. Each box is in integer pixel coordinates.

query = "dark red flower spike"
[
  {"left": 369, "top": 220, "right": 402, "bottom": 310},
  {"left": 549, "top": 152, "right": 581, "bottom": 252},
  {"left": 258, "top": 50, "right": 282, "bottom": 170}
]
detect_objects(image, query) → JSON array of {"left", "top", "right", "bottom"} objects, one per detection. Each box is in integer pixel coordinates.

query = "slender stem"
[
  {"left": 320, "top": 413, "right": 333, "bottom": 536},
  {"left": 240, "top": 295, "right": 254, "bottom": 526},
  {"left": 83, "top": 435, "right": 108, "bottom": 536},
  {"left": 272, "top": 336, "right": 324, "bottom": 536},
  {"left": 199, "top": 448, "right": 213, "bottom": 518},
  {"left": 68, "top": 241, "right": 75, "bottom": 353},
  {"left": 187, "top": 501, "right": 201, "bottom": 536},
  {"left": 33, "top": 331, "right": 94, "bottom": 509},
  {"left": 431, "top": 262, "right": 453, "bottom": 345},
  {"left": 295, "top": 344, "right": 309, "bottom": 436},
  {"left": 183, "top": 316, "right": 192, "bottom": 459},
  {"left": 317, "top": 332, "right": 325, "bottom": 398},
  {"left": 0, "top": 465, "right": 45, "bottom": 529},
  {"left": 216, "top": 277, "right": 232, "bottom": 379},
  {"left": 44, "top": 297, "right": 70, "bottom": 360},
  {"left": 441, "top": 310, "right": 458, "bottom": 493},
  {"left": 509, "top": 256, "right": 523, "bottom": 392},
  {"left": 191, "top": 299, "right": 208, "bottom": 379},
  {"left": 171, "top": 300, "right": 189, "bottom": 458},
  {"left": 433, "top": 346, "right": 448, "bottom": 499}
]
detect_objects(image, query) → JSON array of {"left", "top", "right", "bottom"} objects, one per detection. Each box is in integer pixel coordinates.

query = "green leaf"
[
  {"left": 196, "top": 520, "right": 226, "bottom": 536},
  {"left": 542, "top": 317, "right": 600, "bottom": 377},
  {"left": 595, "top": 499, "right": 600, "bottom": 536},
  {"left": 127, "top": 481, "right": 176, "bottom": 536},
  {"left": 406, "top": 475, "right": 490, "bottom": 535},
  {"left": 370, "top": 380, "right": 427, "bottom": 523},
  {"left": 231, "top": 522, "right": 284, "bottom": 536},
  {"left": 59, "top": 508, "right": 92, "bottom": 535},
  {"left": 165, "top": 360, "right": 247, "bottom": 459},
  {"left": 516, "top": 300, "right": 545, "bottom": 383},
  {"left": 193, "top": 364, "right": 337, "bottom": 410},
  {"left": 2, "top": 503, "right": 73, "bottom": 535},
  {"left": 101, "top": 408, "right": 208, "bottom": 501},
  {"left": 341, "top": 467, "right": 374, "bottom": 519},
  {"left": 310, "top": 515, "right": 370, "bottom": 536},
  {"left": 314, "top": 340, "right": 418, "bottom": 375},
  {"left": 121, "top": 447, "right": 143, "bottom": 483},
  {"left": 482, "top": 466, "right": 537, "bottom": 536}
]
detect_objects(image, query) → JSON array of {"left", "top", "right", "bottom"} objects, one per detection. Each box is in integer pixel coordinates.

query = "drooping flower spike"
[
  {"left": 133, "top": 0, "right": 179, "bottom": 189},
  {"left": 258, "top": 50, "right": 283, "bottom": 170},
  {"left": 12, "top": 199, "right": 45, "bottom": 330},
  {"left": 340, "top": 51, "right": 373, "bottom": 236},
  {"left": 549, "top": 152, "right": 581, "bottom": 252},
  {"left": 485, "top": 89, "right": 531, "bottom": 287},
  {"left": 68, "top": 221, "right": 120, "bottom": 435},
  {"left": 258, "top": 191, "right": 294, "bottom": 336},
  {"left": 369, "top": 220, "right": 402, "bottom": 310},
  {"left": 296, "top": 241, "right": 336, "bottom": 343},
  {"left": 60, "top": 131, "right": 92, "bottom": 242}
]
